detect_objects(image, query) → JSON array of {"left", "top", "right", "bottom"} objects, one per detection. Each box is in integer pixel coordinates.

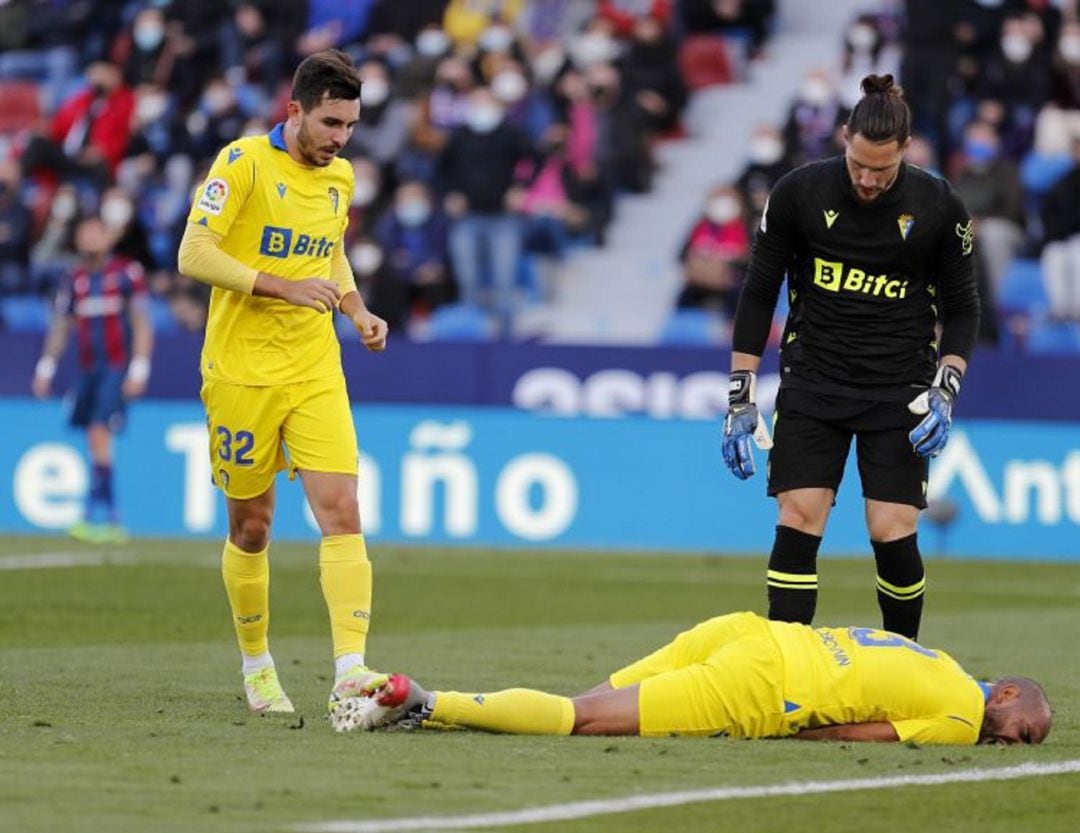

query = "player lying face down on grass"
[{"left": 336, "top": 612, "right": 1050, "bottom": 746}]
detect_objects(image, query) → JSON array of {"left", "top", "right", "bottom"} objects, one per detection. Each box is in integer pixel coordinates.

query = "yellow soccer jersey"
[
  {"left": 768, "top": 620, "right": 986, "bottom": 745},
  {"left": 187, "top": 123, "right": 353, "bottom": 385}
]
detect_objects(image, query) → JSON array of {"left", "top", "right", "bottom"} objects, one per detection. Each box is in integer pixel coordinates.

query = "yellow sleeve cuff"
[
  {"left": 177, "top": 222, "right": 259, "bottom": 295},
  {"left": 330, "top": 242, "right": 358, "bottom": 305}
]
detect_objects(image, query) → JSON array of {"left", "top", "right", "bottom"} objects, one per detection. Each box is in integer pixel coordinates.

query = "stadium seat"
[
  {"left": 997, "top": 258, "right": 1048, "bottom": 315},
  {"left": 1020, "top": 152, "right": 1073, "bottom": 196},
  {"left": 0, "top": 81, "right": 41, "bottom": 134},
  {"left": 658, "top": 308, "right": 727, "bottom": 345},
  {"left": 423, "top": 303, "right": 495, "bottom": 342},
  {"left": 0, "top": 294, "right": 51, "bottom": 332},
  {"left": 678, "top": 35, "right": 735, "bottom": 90},
  {"left": 147, "top": 296, "right": 180, "bottom": 335},
  {"left": 1027, "top": 321, "right": 1080, "bottom": 354}
]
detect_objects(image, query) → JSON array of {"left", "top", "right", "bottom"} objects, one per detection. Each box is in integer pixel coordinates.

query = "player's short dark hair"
[
  {"left": 291, "top": 49, "right": 362, "bottom": 112},
  {"left": 847, "top": 73, "right": 910, "bottom": 145}
]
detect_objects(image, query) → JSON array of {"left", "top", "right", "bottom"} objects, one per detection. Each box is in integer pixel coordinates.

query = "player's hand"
[
  {"left": 721, "top": 370, "right": 773, "bottom": 480},
  {"left": 264, "top": 275, "right": 341, "bottom": 313},
  {"left": 31, "top": 374, "right": 52, "bottom": 400},
  {"left": 122, "top": 377, "right": 147, "bottom": 399},
  {"left": 352, "top": 308, "right": 389, "bottom": 352},
  {"left": 907, "top": 364, "right": 962, "bottom": 458}
]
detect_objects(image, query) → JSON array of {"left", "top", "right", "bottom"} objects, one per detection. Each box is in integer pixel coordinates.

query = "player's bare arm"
[
  {"left": 31, "top": 313, "right": 71, "bottom": 399},
  {"left": 791, "top": 722, "right": 901, "bottom": 742},
  {"left": 122, "top": 297, "right": 154, "bottom": 399},
  {"left": 340, "top": 290, "right": 388, "bottom": 352}
]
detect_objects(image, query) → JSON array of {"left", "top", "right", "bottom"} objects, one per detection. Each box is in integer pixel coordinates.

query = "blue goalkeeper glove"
[
  {"left": 907, "top": 364, "right": 962, "bottom": 458},
  {"left": 722, "top": 370, "right": 773, "bottom": 480}
]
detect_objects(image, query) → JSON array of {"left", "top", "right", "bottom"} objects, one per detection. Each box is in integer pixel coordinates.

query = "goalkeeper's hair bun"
[
  {"left": 848, "top": 74, "right": 910, "bottom": 144},
  {"left": 861, "top": 74, "right": 901, "bottom": 97}
]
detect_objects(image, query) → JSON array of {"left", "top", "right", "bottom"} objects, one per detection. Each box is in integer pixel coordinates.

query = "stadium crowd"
[{"left": 1, "top": 0, "right": 1078, "bottom": 351}]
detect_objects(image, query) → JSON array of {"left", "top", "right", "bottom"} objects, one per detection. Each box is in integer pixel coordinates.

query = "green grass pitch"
[{"left": 1, "top": 536, "right": 1078, "bottom": 833}]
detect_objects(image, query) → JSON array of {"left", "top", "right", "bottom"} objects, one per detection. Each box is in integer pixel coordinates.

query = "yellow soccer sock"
[
  {"left": 319, "top": 534, "right": 372, "bottom": 659},
  {"left": 431, "top": 689, "right": 575, "bottom": 735},
  {"left": 221, "top": 539, "right": 270, "bottom": 658}
]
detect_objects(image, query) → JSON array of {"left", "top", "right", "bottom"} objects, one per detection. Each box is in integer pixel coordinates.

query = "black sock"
[
  {"left": 872, "top": 533, "right": 925, "bottom": 640},
  {"left": 766, "top": 525, "right": 822, "bottom": 624}
]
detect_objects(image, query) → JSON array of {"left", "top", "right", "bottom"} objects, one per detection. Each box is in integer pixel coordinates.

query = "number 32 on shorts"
[{"left": 217, "top": 426, "right": 255, "bottom": 466}]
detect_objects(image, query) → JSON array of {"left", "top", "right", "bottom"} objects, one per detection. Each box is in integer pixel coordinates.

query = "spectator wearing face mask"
[
  {"left": 1049, "top": 20, "right": 1080, "bottom": 110},
  {"left": 491, "top": 59, "right": 557, "bottom": 144},
  {"left": 394, "top": 25, "right": 453, "bottom": 100},
  {"left": 782, "top": 69, "right": 847, "bottom": 165},
  {"left": 735, "top": 123, "right": 791, "bottom": 234},
  {"left": 978, "top": 15, "right": 1053, "bottom": 158},
  {"left": 100, "top": 186, "right": 152, "bottom": 270},
  {"left": 373, "top": 180, "right": 453, "bottom": 327},
  {"left": 439, "top": 86, "right": 534, "bottom": 326},
  {"left": 839, "top": 15, "right": 893, "bottom": 109},
  {"left": 1039, "top": 136, "right": 1080, "bottom": 323},
  {"left": 345, "top": 156, "right": 388, "bottom": 243},
  {"left": 442, "top": 0, "right": 525, "bottom": 48},
  {"left": 219, "top": 2, "right": 304, "bottom": 95},
  {"left": 19, "top": 61, "right": 134, "bottom": 188},
  {"left": 620, "top": 13, "right": 686, "bottom": 135},
  {"left": 188, "top": 77, "right": 247, "bottom": 160},
  {"left": 349, "top": 58, "right": 416, "bottom": 170},
  {"left": 674, "top": 184, "right": 750, "bottom": 316},
  {"left": 952, "top": 119, "right": 1024, "bottom": 342}
]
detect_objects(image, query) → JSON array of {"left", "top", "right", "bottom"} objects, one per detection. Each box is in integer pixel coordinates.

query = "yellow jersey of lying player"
[
  {"left": 187, "top": 123, "right": 353, "bottom": 386},
  {"left": 770, "top": 619, "right": 986, "bottom": 745}
]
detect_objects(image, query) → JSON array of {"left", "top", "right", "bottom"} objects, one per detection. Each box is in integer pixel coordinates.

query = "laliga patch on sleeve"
[{"left": 197, "top": 178, "right": 230, "bottom": 215}]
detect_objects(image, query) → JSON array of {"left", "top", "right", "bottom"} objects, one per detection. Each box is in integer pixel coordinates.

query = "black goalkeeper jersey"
[{"left": 732, "top": 156, "right": 980, "bottom": 401}]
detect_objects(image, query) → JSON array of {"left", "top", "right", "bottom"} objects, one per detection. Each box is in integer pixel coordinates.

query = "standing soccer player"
[
  {"left": 32, "top": 215, "right": 154, "bottom": 543},
  {"left": 722, "top": 75, "right": 980, "bottom": 639},
  {"left": 177, "top": 50, "right": 389, "bottom": 714}
]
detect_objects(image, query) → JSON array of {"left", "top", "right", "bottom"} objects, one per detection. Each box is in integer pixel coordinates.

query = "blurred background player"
[
  {"left": 177, "top": 50, "right": 389, "bottom": 716},
  {"left": 31, "top": 215, "right": 153, "bottom": 543}
]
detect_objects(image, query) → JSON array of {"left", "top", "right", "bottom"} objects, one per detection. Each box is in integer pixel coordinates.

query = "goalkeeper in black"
[{"left": 722, "top": 74, "right": 979, "bottom": 640}]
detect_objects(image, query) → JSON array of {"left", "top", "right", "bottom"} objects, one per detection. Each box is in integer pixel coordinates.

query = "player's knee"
[
  {"left": 314, "top": 490, "right": 360, "bottom": 535},
  {"left": 230, "top": 514, "right": 271, "bottom": 552},
  {"left": 866, "top": 506, "right": 918, "bottom": 541}
]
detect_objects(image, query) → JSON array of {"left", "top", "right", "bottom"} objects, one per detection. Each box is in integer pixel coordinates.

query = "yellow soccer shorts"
[
  {"left": 200, "top": 375, "right": 358, "bottom": 500},
  {"left": 609, "top": 612, "right": 788, "bottom": 738}
]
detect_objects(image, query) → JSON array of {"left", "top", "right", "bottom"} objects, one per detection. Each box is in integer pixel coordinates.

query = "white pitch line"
[
  {"left": 0, "top": 551, "right": 131, "bottom": 570},
  {"left": 296, "top": 759, "right": 1080, "bottom": 833}
]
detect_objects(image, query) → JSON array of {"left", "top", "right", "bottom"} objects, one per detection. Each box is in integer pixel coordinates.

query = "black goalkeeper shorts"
[{"left": 766, "top": 388, "right": 930, "bottom": 509}]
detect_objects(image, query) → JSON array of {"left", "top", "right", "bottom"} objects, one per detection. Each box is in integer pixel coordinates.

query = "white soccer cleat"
[{"left": 330, "top": 674, "right": 426, "bottom": 733}]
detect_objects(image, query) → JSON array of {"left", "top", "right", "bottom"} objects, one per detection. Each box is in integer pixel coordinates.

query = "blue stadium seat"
[
  {"left": 658, "top": 308, "right": 726, "bottom": 345},
  {"left": 425, "top": 303, "right": 494, "bottom": 342},
  {"left": 997, "top": 259, "right": 1048, "bottom": 315},
  {"left": 1027, "top": 321, "right": 1080, "bottom": 354},
  {"left": 1020, "top": 152, "right": 1073, "bottom": 196},
  {"left": 0, "top": 295, "right": 51, "bottom": 332},
  {"left": 147, "top": 296, "right": 180, "bottom": 335}
]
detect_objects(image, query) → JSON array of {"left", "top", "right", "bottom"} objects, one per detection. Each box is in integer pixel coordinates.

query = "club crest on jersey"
[
  {"left": 197, "top": 178, "right": 229, "bottom": 215},
  {"left": 898, "top": 213, "right": 915, "bottom": 240},
  {"left": 327, "top": 187, "right": 340, "bottom": 215},
  {"left": 955, "top": 220, "right": 974, "bottom": 255}
]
